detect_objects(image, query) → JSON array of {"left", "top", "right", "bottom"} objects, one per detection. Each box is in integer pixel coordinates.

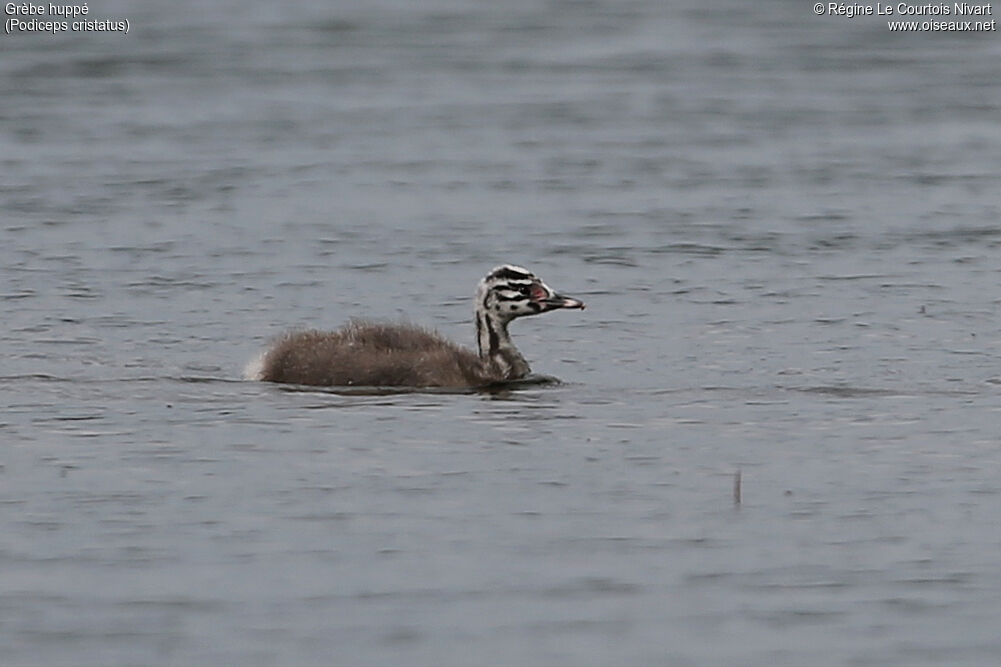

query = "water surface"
[{"left": 3, "top": 1, "right": 1001, "bottom": 665}]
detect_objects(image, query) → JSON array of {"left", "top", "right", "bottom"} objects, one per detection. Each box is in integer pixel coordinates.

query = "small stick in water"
[{"left": 733, "top": 469, "right": 742, "bottom": 506}]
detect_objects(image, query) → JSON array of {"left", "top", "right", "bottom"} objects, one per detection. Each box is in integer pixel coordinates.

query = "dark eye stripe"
[{"left": 499, "top": 281, "right": 532, "bottom": 291}]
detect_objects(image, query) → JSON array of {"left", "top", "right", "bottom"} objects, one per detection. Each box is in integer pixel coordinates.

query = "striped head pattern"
[{"left": 476, "top": 265, "right": 585, "bottom": 323}]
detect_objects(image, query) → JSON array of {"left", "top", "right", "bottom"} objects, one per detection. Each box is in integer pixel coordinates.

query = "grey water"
[{"left": 3, "top": 0, "right": 1001, "bottom": 664}]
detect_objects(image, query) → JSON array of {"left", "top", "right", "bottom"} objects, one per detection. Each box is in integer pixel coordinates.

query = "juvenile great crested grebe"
[{"left": 248, "top": 265, "right": 585, "bottom": 388}]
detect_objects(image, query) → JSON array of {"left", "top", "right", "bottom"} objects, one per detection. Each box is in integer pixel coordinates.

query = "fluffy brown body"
[
  {"left": 258, "top": 321, "right": 500, "bottom": 388},
  {"left": 254, "top": 265, "right": 584, "bottom": 389}
]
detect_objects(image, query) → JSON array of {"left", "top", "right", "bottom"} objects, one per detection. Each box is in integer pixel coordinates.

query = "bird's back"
[{"left": 256, "top": 321, "right": 493, "bottom": 387}]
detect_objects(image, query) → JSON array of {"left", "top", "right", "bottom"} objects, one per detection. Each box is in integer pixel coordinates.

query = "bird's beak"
[{"left": 542, "top": 292, "right": 585, "bottom": 311}]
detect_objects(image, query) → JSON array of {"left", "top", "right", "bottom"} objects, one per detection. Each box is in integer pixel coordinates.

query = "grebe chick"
[{"left": 249, "top": 265, "right": 585, "bottom": 388}]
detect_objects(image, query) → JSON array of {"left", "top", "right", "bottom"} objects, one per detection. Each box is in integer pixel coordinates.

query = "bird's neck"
[{"left": 476, "top": 310, "right": 530, "bottom": 380}]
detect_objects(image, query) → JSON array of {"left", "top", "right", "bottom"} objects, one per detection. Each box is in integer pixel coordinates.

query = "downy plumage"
[{"left": 248, "top": 265, "right": 584, "bottom": 388}]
